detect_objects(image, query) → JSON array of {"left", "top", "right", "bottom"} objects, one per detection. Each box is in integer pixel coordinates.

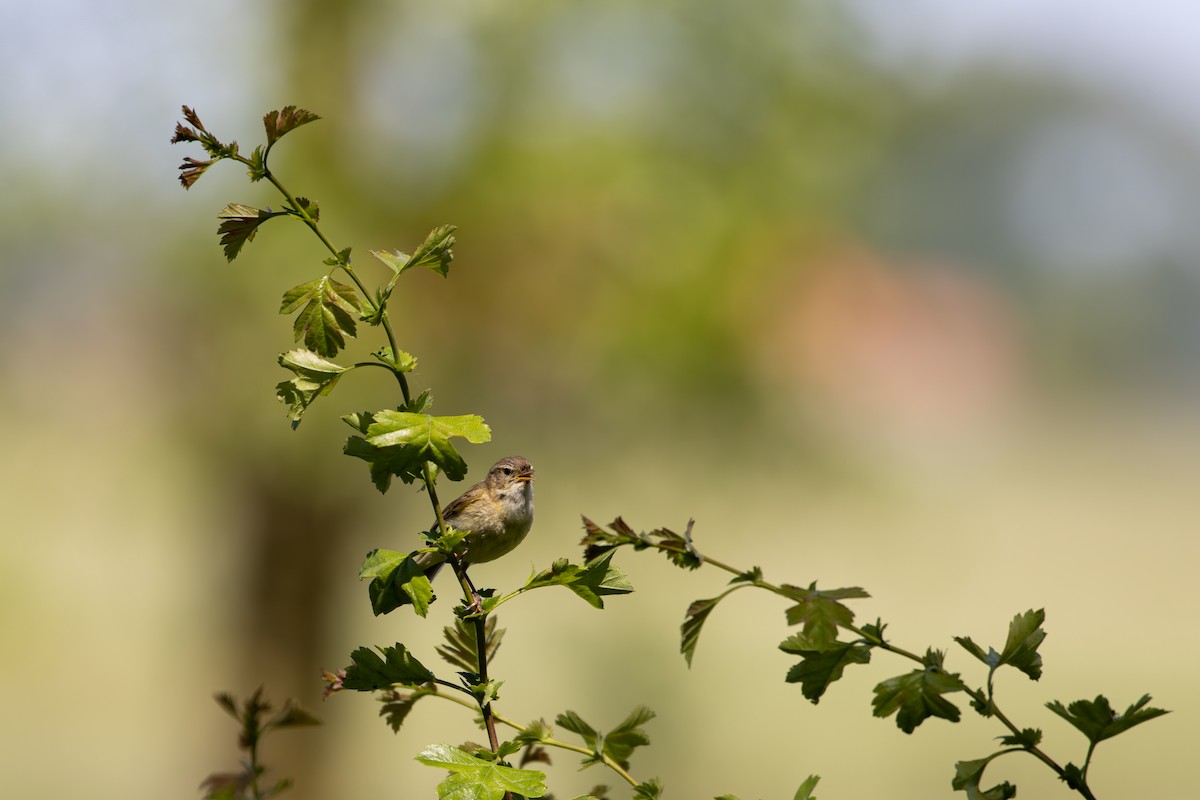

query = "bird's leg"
[{"left": 450, "top": 553, "right": 485, "bottom": 614}]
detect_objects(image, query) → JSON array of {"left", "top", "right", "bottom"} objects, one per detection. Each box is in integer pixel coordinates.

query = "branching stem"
[{"left": 654, "top": 537, "right": 1099, "bottom": 799}]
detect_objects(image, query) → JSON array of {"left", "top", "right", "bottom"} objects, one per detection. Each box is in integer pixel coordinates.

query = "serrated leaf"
[
  {"left": 359, "top": 550, "right": 434, "bottom": 616},
  {"left": 955, "top": 609, "right": 1047, "bottom": 681},
  {"left": 780, "top": 583, "right": 869, "bottom": 651},
  {"left": 556, "top": 710, "right": 600, "bottom": 754},
  {"left": 1061, "top": 763, "right": 1085, "bottom": 791},
  {"left": 514, "top": 719, "right": 554, "bottom": 746},
  {"left": 601, "top": 705, "right": 654, "bottom": 766},
  {"left": 997, "top": 609, "right": 1046, "bottom": 680},
  {"left": 872, "top": 651, "right": 966, "bottom": 733},
  {"left": 860, "top": 619, "right": 888, "bottom": 643},
  {"left": 379, "top": 687, "right": 433, "bottom": 733},
  {"left": 632, "top": 778, "right": 663, "bottom": 800},
  {"left": 289, "top": 196, "right": 318, "bottom": 221},
  {"left": 280, "top": 276, "right": 362, "bottom": 357},
  {"left": 416, "top": 743, "right": 546, "bottom": 800},
  {"left": 342, "top": 643, "right": 435, "bottom": 691},
  {"left": 437, "top": 616, "right": 504, "bottom": 673},
  {"left": 343, "top": 425, "right": 412, "bottom": 493},
  {"left": 782, "top": 639, "right": 872, "bottom": 703},
  {"left": 177, "top": 156, "right": 215, "bottom": 189},
  {"left": 681, "top": 597, "right": 720, "bottom": 667},
  {"left": 408, "top": 224, "right": 457, "bottom": 275},
  {"left": 954, "top": 635, "right": 994, "bottom": 667},
  {"left": 263, "top": 106, "right": 320, "bottom": 146},
  {"left": 520, "top": 553, "right": 634, "bottom": 609},
  {"left": 217, "top": 203, "right": 287, "bottom": 261},
  {"left": 681, "top": 585, "right": 750, "bottom": 666},
  {"left": 364, "top": 411, "right": 491, "bottom": 482},
  {"left": 246, "top": 145, "right": 267, "bottom": 182},
  {"left": 1045, "top": 694, "right": 1169, "bottom": 745},
  {"left": 275, "top": 349, "right": 349, "bottom": 425},
  {"left": 556, "top": 707, "right": 653, "bottom": 770},
  {"left": 952, "top": 755, "right": 1018, "bottom": 800},
  {"left": 998, "top": 728, "right": 1042, "bottom": 748},
  {"left": 172, "top": 106, "right": 236, "bottom": 187},
  {"left": 730, "top": 566, "right": 763, "bottom": 584},
  {"left": 578, "top": 517, "right": 702, "bottom": 569},
  {"left": 323, "top": 247, "right": 352, "bottom": 267}
]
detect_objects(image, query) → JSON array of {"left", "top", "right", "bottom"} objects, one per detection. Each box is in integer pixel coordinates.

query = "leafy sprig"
[
  {"left": 579, "top": 517, "right": 1168, "bottom": 799},
  {"left": 200, "top": 689, "right": 319, "bottom": 800}
]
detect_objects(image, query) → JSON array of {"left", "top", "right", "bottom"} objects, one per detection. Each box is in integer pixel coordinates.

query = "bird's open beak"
[{"left": 515, "top": 470, "right": 534, "bottom": 482}]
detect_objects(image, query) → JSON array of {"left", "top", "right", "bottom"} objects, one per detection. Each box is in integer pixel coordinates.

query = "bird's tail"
[{"left": 413, "top": 549, "right": 447, "bottom": 581}]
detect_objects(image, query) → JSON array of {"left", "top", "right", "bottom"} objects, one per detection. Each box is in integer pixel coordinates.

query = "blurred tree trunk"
[{"left": 229, "top": 0, "right": 373, "bottom": 790}]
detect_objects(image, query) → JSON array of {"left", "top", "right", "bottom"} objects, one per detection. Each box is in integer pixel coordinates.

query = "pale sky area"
[
  {"left": 849, "top": 0, "right": 1200, "bottom": 129},
  {"left": 3, "top": 0, "right": 1200, "bottom": 168}
]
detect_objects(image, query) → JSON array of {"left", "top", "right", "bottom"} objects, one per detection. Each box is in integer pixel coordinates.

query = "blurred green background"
[{"left": 3, "top": 1, "right": 1197, "bottom": 797}]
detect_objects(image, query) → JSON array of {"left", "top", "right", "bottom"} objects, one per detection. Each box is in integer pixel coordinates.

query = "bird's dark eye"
[{"left": 500, "top": 467, "right": 512, "bottom": 475}]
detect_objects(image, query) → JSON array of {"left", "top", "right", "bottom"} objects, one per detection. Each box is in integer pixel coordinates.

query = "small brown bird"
[{"left": 416, "top": 455, "right": 535, "bottom": 581}]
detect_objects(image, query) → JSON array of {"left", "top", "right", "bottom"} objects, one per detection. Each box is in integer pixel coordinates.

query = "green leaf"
[
  {"left": 781, "top": 638, "right": 872, "bottom": 703},
  {"left": 359, "top": 549, "right": 435, "bottom": 616},
  {"left": 280, "top": 276, "right": 362, "bottom": 357},
  {"left": 408, "top": 224, "right": 458, "bottom": 275},
  {"left": 556, "top": 710, "right": 600, "bottom": 753},
  {"left": 556, "top": 707, "right": 654, "bottom": 769},
  {"left": 371, "top": 346, "right": 418, "bottom": 372},
  {"left": 998, "top": 728, "right": 1042, "bottom": 748},
  {"left": 342, "top": 416, "right": 411, "bottom": 493},
  {"left": 1061, "top": 763, "right": 1085, "bottom": 791},
  {"left": 681, "top": 585, "right": 751, "bottom": 666},
  {"left": 323, "top": 247, "right": 352, "bottom": 268},
  {"left": 579, "top": 517, "right": 702, "bottom": 569},
  {"left": 779, "top": 583, "right": 869, "bottom": 651},
  {"left": 519, "top": 553, "right": 634, "bottom": 609},
  {"left": 370, "top": 248, "right": 410, "bottom": 274},
  {"left": 371, "top": 224, "right": 457, "bottom": 277},
  {"left": 632, "top": 779, "right": 663, "bottom": 800},
  {"left": 514, "top": 718, "right": 554, "bottom": 746},
  {"left": 1045, "top": 694, "right": 1169, "bottom": 745},
  {"left": 955, "top": 609, "right": 1046, "bottom": 681},
  {"left": 437, "top": 616, "right": 504, "bottom": 673},
  {"left": 341, "top": 643, "right": 435, "bottom": 691},
  {"left": 601, "top": 705, "right": 655, "bottom": 766},
  {"left": 860, "top": 619, "right": 888, "bottom": 644},
  {"left": 730, "top": 566, "right": 763, "bottom": 584},
  {"left": 246, "top": 145, "right": 267, "bottom": 182},
  {"left": 363, "top": 411, "right": 491, "bottom": 482},
  {"left": 275, "top": 349, "right": 349, "bottom": 426},
  {"left": 952, "top": 755, "right": 1017, "bottom": 800},
  {"left": 416, "top": 743, "right": 546, "bottom": 800},
  {"left": 287, "top": 195, "right": 319, "bottom": 222},
  {"left": 871, "top": 650, "right": 965, "bottom": 733},
  {"left": 681, "top": 596, "right": 720, "bottom": 667},
  {"left": 217, "top": 203, "right": 287, "bottom": 261},
  {"left": 794, "top": 775, "right": 820, "bottom": 800},
  {"left": 262, "top": 106, "right": 320, "bottom": 146},
  {"left": 378, "top": 687, "right": 433, "bottom": 733}
]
